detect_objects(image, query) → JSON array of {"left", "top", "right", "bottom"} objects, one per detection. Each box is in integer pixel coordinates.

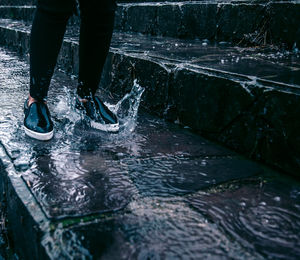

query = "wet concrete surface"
[
  {"left": 0, "top": 47, "right": 262, "bottom": 219},
  {"left": 0, "top": 47, "right": 300, "bottom": 258},
  {"left": 187, "top": 178, "right": 300, "bottom": 259},
  {"left": 113, "top": 35, "right": 300, "bottom": 86},
  {"left": 1, "top": 16, "right": 300, "bottom": 177},
  {"left": 107, "top": 32, "right": 300, "bottom": 86},
  {"left": 0, "top": 18, "right": 299, "bottom": 87},
  {"left": 62, "top": 174, "right": 300, "bottom": 259},
  {"left": 0, "top": 2, "right": 298, "bottom": 257},
  {"left": 90, "top": 177, "right": 299, "bottom": 259}
]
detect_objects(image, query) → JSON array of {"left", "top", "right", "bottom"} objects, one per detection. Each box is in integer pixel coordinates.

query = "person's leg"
[
  {"left": 29, "top": 0, "right": 75, "bottom": 102},
  {"left": 75, "top": 0, "right": 119, "bottom": 132},
  {"left": 25, "top": 0, "right": 75, "bottom": 140},
  {"left": 77, "top": 0, "right": 116, "bottom": 99}
]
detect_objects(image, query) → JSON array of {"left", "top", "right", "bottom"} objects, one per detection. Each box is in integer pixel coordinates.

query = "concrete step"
[
  {"left": 0, "top": 1, "right": 299, "bottom": 47},
  {"left": 0, "top": 48, "right": 299, "bottom": 259},
  {"left": 0, "top": 18, "right": 299, "bottom": 176}
]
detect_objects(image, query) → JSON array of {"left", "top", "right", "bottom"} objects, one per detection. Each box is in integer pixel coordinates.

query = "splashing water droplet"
[{"left": 109, "top": 79, "right": 145, "bottom": 133}]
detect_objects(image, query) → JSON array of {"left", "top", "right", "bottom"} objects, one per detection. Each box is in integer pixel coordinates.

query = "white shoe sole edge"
[
  {"left": 90, "top": 121, "right": 120, "bottom": 132},
  {"left": 24, "top": 126, "right": 54, "bottom": 141}
]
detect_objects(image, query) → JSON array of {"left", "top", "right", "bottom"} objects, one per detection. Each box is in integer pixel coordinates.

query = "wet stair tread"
[{"left": 0, "top": 18, "right": 299, "bottom": 88}]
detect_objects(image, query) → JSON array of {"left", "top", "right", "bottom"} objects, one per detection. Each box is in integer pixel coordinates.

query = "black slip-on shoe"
[
  {"left": 24, "top": 99, "right": 54, "bottom": 141},
  {"left": 76, "top": 96, "right": 119, "bottom": 132}
]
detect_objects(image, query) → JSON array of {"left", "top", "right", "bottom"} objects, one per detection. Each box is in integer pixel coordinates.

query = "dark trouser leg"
[
  {"left": 77, "top": 0, "right": 116, "bottom": 99},
  {"left": 29, "top": 7, "right": 72, "bottom": 101}
]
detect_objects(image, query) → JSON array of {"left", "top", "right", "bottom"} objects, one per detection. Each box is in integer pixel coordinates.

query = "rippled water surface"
[
  {"left": 187, "top": 178, "right": 300, "bottom": 259},
  {"left": 0, "top": 49, "right": 299, "bottom": 258}
]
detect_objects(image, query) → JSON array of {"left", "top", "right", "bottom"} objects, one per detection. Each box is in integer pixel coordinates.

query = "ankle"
[
  {"left": 77, "top": 97, "right": 89, "bottom": 103},
  {"left": 28, "top": 95, "right": 46, "bottom": 106},
  {"left": 28, "top": 95, "right": 37, "bottom": 106}
]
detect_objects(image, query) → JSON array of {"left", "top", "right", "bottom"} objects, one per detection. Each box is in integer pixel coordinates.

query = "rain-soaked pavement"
[
  {"left": 0, "top": 47, "right": 300, "bottom": 258},
  {"left": 0, "top": 18, "right": 299, "bottom": 86}
]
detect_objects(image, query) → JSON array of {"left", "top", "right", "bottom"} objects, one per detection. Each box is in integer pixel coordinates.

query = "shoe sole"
[
  {"left": 90, "top": 121, "right": 120, "bottom": 132},
  {"left": 24, "top": 126, "right": 54, "bottom": 141}
]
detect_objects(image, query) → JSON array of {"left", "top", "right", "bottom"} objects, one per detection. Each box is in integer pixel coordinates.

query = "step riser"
[
  {"left": 0, "top": 160, "right": 50, "bottom": 259},
  {"left": 0, "top": 156, "right": 87, "bottom": 259},
  {"left": 0, "top": 25, "right": 299, "bottom": 177},
  {"left": 0, "top": 2, "right": 299, "bottom": 48}
]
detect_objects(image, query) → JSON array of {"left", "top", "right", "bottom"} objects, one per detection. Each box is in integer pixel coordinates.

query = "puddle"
[{"left": 67, "top": 196, "right": 264, "bottom": 260}]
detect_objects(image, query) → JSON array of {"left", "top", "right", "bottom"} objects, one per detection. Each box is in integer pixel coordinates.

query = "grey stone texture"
[{"left": 0, "top": 1, "right": 299, "bottom": 259}]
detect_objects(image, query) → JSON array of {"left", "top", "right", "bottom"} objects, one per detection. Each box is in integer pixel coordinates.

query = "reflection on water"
[
  {"left": 69, "top": 196, "right": 264, "bottom": 260},
  {"left": 0, "top": 48, "right": 300, "bottom": 258}
]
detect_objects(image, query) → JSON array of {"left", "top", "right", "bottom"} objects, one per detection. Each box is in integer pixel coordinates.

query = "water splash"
[
  {"left": 54, "top": 86, "right": 82, "bottom": 123},
  {"left": 110, "top": 79, "right": 145, "bottom": 133},
  {"left": 54, "top": 80, "right": 145, "bottom": 135}
]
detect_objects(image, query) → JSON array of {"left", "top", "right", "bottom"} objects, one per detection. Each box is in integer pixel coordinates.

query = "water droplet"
[
  {"left": 274, "top": 196, "right": 281, "bottom": 202},
  {"left": 240, "top": 202, "right": 246, "bottom": 207},
  {"left": 201, "top": 160, "right": 207, "bottom": 166}
]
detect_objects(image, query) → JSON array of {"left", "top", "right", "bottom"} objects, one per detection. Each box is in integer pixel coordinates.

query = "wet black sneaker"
[
  {"left": 24, "top": 99, "right": 54, "bottom": 141},
  {"left": 76, "top": 96, "right": 119, "bottom": 132}
]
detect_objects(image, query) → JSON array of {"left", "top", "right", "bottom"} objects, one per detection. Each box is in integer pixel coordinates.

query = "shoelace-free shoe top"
[
  {"left": 76, "top": 96, "right": 119, "bottom": 132},
  {"left": 24, "top": 99, "right": 54, "bottom": 141}
]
